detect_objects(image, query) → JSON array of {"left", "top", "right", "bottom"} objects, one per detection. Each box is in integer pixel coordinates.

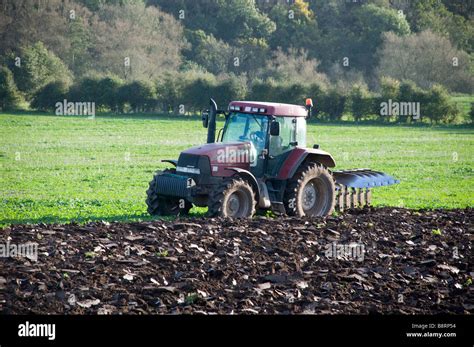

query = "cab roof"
[{"left": 229, "top": 101, "right": 308, "bottom": 117}]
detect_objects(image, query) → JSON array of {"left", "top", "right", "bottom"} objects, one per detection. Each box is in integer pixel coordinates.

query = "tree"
[
  {"left": 185, "top": 30, "right": 234, "bottom": 75},
  {"left": 263, "top": 48, "right": 328, "bottom": 86},
  {"left": 249, "top": 79, "right": 278, "bottom": 102},
  {"left": 97, "top": 76, "right": 124, "bottom": 112},
  {"left": 118, "top": 80, "right": 156, "bottom": 112},
  {"left": 268, "top": 0, "right": 319, "bottom": 51},
  {"left": 182, "top": 76, "right": 215, "bottom": 114},
  {"left": 89, "top": 2, "right": 186, "bottom": 81},
  {"left": 0, "top": 0, "right": 93, "bottom": 75},
  {"left": 156, "top": 73, "right": 185, "bottom": 114},
  {"left": 319, "top": 88, "right": 346, "bottom": 122},
  {"left": 377, "top": 31, "right": 474, "bottom": 93},
  {"left": 397, "top": 80, "right": 425, "bottom": 123},
  {"left": 68, "top": 77, "right": 102, "bottom": 104},
  {"left": 349, "top": 83, "right": 373, "bottom": 122},
  {"left": 377, "top": 76, "right": 400, "bottom": 121},
  {"left": 0, "top": 66, "right": 22, "bottom": 111},
  {"left": 404, "top": 0, "right": 473, "bottom": 53},
  {"left": 424, "top": 84, "right": 458, "bottom": 124},
  {"left": 149, "top": 0, "right": 276, "bottom": 43},
  {"left": 212, "top": 75, "right": 248, "bottom": 107},
  {"left": 11, "top": 42, "right": 72, "bottom": 98},
  {"left": 31, "top": 81, "right": 69, "bottom": 111},
  {"left": 349, "top": 4, "right": 410, "bottom": 75}
]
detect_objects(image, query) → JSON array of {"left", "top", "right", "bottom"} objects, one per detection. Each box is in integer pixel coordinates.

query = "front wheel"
[
  {"left": 208, "top": 177, "right": 256, "bottom": 218},
  {"left": 284, "top": 163, "right": 335, "bottom": 217},
  {"left": 146, "top": 169, "right": 192, "bottom": 216}
]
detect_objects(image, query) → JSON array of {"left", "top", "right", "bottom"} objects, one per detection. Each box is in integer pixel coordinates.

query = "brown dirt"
[{"left": 1, "top": 207, "right": 472, "bottom": 314}]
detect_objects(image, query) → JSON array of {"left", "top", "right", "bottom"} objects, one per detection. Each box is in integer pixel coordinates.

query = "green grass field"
[{"left": 0, "top": 113, "right": 473, "bottom": 227}]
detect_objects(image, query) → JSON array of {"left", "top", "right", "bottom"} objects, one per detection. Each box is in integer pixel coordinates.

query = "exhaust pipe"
[{"left": 207, "top": 98, "right": 217, "bottom": 144}]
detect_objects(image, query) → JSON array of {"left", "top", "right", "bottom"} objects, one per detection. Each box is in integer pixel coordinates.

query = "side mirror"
[
  {"left": 201, "top": 110, "right": 209, "bottom": 128},
  {"left": 270, "top": 121, "right": 280, "bottom": 136}
]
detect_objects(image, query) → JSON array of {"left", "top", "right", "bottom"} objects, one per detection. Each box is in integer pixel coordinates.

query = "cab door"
[{"left": 266, "top": 117, "right": 297, "bottom": 177}]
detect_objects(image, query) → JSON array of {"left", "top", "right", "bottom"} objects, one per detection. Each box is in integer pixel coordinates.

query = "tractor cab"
[{"left": 203, "top": 100, "right": 311, "bottom": 178}]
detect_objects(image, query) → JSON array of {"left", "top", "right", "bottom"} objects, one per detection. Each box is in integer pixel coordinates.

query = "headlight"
[{"left": 176, "top": 166, "right": 201, "bottom": 175}]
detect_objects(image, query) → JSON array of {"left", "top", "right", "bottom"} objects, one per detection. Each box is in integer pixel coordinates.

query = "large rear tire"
[
  {"left": 208, "top": 177, "right": 256, "bottom": 218},
  {"left": 284, "top": 163, "right": 335, "bottom": 217},
  {"left": 146, "top": 169, "right": 192, "bottom": 216}
]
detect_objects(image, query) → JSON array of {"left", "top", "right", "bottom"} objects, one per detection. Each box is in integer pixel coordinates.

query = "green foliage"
[
  {"left": 31, "top": 81, "right": 69, "bottom": 111},
  {"left": 0, "top": 0, "right": 468, "bottom": 123},
  {"left": 377, "top": 31, "right": 474, "bottom": 93},
  {"left": 318, "top": 88, "right": 347, "bottom": 122},
  {"left": 212, "top": 75, "right": 248, "bottom": 107},
  {"left": 97, "top": 76, "right": 124, "bottom": 112},
  {"left": 182, "top": 76, "right": 216, "bottom": 112},
  {"left": 380, "top": 77, "right": 400, "bottom": 101},
  {"left": 150, "top": 0, "right": 275, "bottom": 43},
  {"left": 68, "top": 77, "right": 102, "bottom": 103},
  {"left": 424, "top": 84, "right": 459, "bottom": 124},
  {"left": 12, "top": 42, "right": 72, "bottom": 98},
  {"left": 0, "top": 66, "right": 23, "bottom": 111},
  {"left": 349, "top": 84, "right": 373, "bottom": 122},
  {"left": 184, "top": 30, "right": 233, "bottom": 75},
  {"left": 268, "top": 0, "right": 318, "bottom": 51},
  {"left": 156, "top": 74, "right": 185, "bottom": 114},
  {"left": 118, "top": 81, "right": 156, "bottom": 112}
]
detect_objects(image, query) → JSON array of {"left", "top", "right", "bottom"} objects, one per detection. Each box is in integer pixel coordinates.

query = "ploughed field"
[
  {"left": 1, "top": 207, "right": 472, "bottom": 314},
  {"left": 0, "top": 113, "right": 473, "bottom": 227}
]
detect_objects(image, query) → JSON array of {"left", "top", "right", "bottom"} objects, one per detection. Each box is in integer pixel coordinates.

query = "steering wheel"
[{"left": 250, "top": 131, "right": 265, "bottom": 148}]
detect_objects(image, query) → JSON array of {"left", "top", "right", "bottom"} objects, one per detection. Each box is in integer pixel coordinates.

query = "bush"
[
  {"left": 424, "top": 84, "right": 458, "bottom": 124},
  {"left": 31, "top": 80, "right": 69, "bottom": 111},
  {"left": 97, "top": 76, "right": 124, "bottom": 112},
  {"left": 68, "top": 77, "right": 102, "bottom": 104},
  {"left": 318, "top": 88, "right": 347, "bottom": 122},
  {"left": 156, "top": 74, "right": 184, "bottom": 114},
  {"left": 397, "top": 80, "right": 425, "bottom": 123},
  {"left": 249, "top": 79, "right": 278, "bottom": 102},
  {"left": 118, "top": 80, "right": 156, "bottom": 113},
  {"left": 182, "top": 77, "right": 215, "bottom": 113},
  {"left": 212, "top": 75, "right": 248, "bottom": 108},
  {"left": 275, "top": 83, "right": 309, "bottom": 105},
  {"left": 377, "top": 77, "right": 401, "bottom": 122},
  {"left": 349, "top": 84, "right": 373, "bottom": 122},
  {"left": 0, "top": 66, "right": 22, "bottom": 111}
]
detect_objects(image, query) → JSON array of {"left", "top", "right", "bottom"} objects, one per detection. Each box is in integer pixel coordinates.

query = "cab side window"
[{"left": 269, "top": 117, "right": 296, "bottom": 156}]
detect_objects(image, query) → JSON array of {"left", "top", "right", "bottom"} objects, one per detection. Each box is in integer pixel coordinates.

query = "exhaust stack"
[{"left": 207, "top": 98, "right": 217, "bottom": 144}]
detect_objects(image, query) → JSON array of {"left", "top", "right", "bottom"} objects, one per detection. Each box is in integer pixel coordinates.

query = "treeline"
[
  {"left": 0, "top": 0, "right": 473, "bottom": 123},
  {"left": 16, "top": 73, "right": 461, "bottom": 124}
]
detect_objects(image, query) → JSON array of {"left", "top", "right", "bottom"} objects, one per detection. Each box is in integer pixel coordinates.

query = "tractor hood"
[{"left": 179, "top": 142, "right": 254, "bottom": 176}]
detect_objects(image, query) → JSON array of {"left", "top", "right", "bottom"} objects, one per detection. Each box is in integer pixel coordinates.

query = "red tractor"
[{"left": 146, "top": 99, "right": 399, "bottom": 218}]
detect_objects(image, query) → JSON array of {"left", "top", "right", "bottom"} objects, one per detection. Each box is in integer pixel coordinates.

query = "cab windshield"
[{"left": 222, "top": 112, "right": 268, "bottom": 153}]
